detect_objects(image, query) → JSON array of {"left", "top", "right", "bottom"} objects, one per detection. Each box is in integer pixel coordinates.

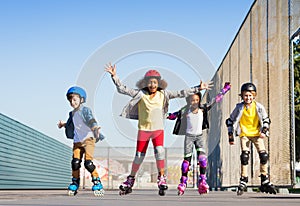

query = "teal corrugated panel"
[{"left": 0, "top": 113, "right": 72, "bottom": 189}]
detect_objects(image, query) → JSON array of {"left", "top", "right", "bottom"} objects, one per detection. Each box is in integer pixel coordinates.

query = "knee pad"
[
  {"left": 84, "top": 160, "right": 96, "bottom": 173},
  {"left": 259, "top": 151, "right": 269, "bottom": 164},
  {"left": 240, "top": 151, "right": 249, "bottom": 165},
  {"left": 199, "top": 155, "right": 207, "bottom": 168},
  {"left": 133, "top": 152, "right": 146, "bottom": 165},
  {"left": 181, "top": 160, "right": 190, "bottom": 173},
  {"left": 154, "top": 146, "right": 165, "bottom": 160},
  {"left": 71, "top": 158, "right": 81, "bottom": 170}
]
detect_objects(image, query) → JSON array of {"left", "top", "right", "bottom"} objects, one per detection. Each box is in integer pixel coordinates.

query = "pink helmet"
[{"left": 144, "top": 70, "right": 161, "bottom": 79}]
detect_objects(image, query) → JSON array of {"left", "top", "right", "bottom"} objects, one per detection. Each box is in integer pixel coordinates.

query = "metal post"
[{"left": 107, "top": 147, "right": 110, "bottom": 189}]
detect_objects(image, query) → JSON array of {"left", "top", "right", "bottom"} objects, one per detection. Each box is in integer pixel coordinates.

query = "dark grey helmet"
[{"left": 241, "top": 82, "right": 256, "bottom": 93}]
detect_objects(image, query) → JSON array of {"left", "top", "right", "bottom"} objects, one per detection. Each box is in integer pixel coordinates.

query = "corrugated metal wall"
[
  {"left": 204, "top": 0, "right": 300, "bottom": 189},
  {"left": 0, "top": 113, "right": 72, "bottom": 189}
]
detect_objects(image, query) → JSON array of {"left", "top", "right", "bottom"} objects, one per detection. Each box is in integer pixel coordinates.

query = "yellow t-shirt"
[
  {"left": 239, "top": 102, "right": 260, "bottom": 137},
  {"left": 138, "top": 91, "right": 164, "bottom": 131}
]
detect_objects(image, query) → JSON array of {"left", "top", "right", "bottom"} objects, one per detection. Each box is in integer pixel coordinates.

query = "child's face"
[
  {"left": 147, "top": 78, "right": 159, "bottom": 94},
  {"left": 241, "top": 91, "right": 254, "bottom": 105},
  {"left": 190, "top": 94, "right": 200, "bottom": 108},
  {"left": 68, "top": 94, "right": 82, "bottom": 109}
]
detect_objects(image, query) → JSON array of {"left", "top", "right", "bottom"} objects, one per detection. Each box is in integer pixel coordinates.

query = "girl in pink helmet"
[{"left": 105, "top": 63, "right": 213, "bottom": 196}]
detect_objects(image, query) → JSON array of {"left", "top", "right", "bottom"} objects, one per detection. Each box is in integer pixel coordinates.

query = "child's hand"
[
  {"left": 260, "top": 127, "right": 268, "bottom": 138},
  {"left": 57, "top": 120, "right": 65, "bottom": 129},
  {"left": 167, "top": 113, "right": 178, "bottom": 120},
  {"left": 105, "top": 62, "right": 116, "bottom": 77},
  {"left": 200, "top": 80, "right": 214, "bottom": 90},
  {"left": 260, "top": 132, "right": 266, "bottom": 138},
  {"left": 228, "top": 132, "right": 234, "bottom": 145},
  {"left": 93, "top": 126, "right": 101, "bottom": 140},
  {"left": 93, "top": 127, "right": 105, "bottom": 143}
]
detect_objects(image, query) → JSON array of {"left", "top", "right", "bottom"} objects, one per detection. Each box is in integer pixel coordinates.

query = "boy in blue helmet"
[{"left": 58, "top": 86, "right": 104, "bottom": 196}]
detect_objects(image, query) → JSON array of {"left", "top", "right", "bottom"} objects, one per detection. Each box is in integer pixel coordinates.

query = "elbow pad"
[{"left": 225, "top": 118, "right": 233, "bottom": 127}]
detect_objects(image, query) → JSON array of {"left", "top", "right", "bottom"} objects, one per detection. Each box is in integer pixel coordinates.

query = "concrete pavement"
[{"left": 1, "top": 189, "right": 300, "bottom": 206}]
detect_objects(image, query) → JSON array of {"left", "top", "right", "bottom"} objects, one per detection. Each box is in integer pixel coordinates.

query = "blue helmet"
[{"left": 66, "top": 86, "right": 87, "bottom": 103}]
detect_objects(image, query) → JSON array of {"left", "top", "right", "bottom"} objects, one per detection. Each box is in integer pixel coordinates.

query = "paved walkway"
[{"left": 1, "top": 189, "right": 300, "bottom": 206}]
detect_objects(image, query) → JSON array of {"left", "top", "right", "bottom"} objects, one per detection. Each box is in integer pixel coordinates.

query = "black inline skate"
[
  {"left": 119, "top": 175, "right": 135, "bottom": 195},
  {"left": 237, "top": 176, "right": 248, "bottom": 196},
  {"left": 157, "top": 175, "right": 168, "bottom": 196},
  {"left": 259, "top": 174, "right": 276, "bottom": 194}
]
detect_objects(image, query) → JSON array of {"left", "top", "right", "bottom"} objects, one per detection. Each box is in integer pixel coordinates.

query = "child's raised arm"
[
  {"left": 200, "top": 80, "right": 214, "bottom": 90},
  {"left": 104, "top": 63, "right": 140, "bottom": 98},
  {"left": 105, "top": 62, "right": 116, "bottom": 77}
]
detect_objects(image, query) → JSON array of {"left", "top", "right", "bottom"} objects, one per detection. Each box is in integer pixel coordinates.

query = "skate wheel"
[
  {"left": 237, "top": 187, "right": 244, "bottom": 196},
  {"left": 259, "top": 186, "right": 266, "bottom": 193},
  {"left": 237, "top": 190, "right": 243, "bottom": 196},
  {"left": 119, "top": 188, "right": 132, "bottom": 196},
  {"left": 198, "top": 185, "right": 209, "bottom": 195},
  {"left": 198, "top": 190, "right": 208, "bottom": 195},
  {"left": 177, "top": 190, "right": 184, "bottom": 196},
  {"left": 94, "top": 189, "right": 104, "bottom": 197},
  {"left": 159, "top": 189, "right": 166, "bottom": 196},
  {"left": 260, "top": 186, "right": 276, "bottom": 194},
  {"left": 200, "top": 190, "right": 209, "bottom": 195},
  {"left": 68, "top": 190, "right": 77, "bottom": 196}
]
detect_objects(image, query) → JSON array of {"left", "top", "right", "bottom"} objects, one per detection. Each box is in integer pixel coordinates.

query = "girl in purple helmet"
[{"left": 105, "top": 63, "right": 213, "bottom": 196}]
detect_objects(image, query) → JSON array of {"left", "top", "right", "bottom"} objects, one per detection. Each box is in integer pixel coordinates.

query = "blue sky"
[{"left": 0, "top": 0, "right": 254, "bottom": 147}]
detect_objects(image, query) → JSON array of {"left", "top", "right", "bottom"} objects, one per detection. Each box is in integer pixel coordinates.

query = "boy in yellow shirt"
[{"left": 225, "top": 83, "right": 276, "bottom": 195}]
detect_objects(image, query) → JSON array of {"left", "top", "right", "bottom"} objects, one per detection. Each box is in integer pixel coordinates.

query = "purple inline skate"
[
  {"left": 198, "top": 174, "right": 209, "bottom": 194},
  {"left": 177, "top": 176, "right": 188, "bottom": 196}
]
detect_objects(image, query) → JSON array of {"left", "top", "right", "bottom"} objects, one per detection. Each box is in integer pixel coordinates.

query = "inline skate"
[
  {"left": 157, "top": 175, "right": 168, "bottom": 196},
  {"left": 237, "top": 176, "right": 248, "bottom": 196},
  {"left": 259, "top": 174, "right": 276, "bottom": 194},
  {"left": 119, "top": 175, "right": 135, "bottom": 195},
  {"left": 68, "top": 177, "right": 80, "bottom": 196},
  {"left": 198, "top": 174, "right": 209, "bottom": 194},
  {"left": 177, "top": 176, "right": 188, "bottom": 196},
  {"left": 92, "top": 177, "right": 104, "bottom": 196}
]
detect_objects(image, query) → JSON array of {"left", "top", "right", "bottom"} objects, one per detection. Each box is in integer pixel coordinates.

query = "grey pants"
[{"left": 184, "top": 133, "right": 206, "bottom": 158}]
